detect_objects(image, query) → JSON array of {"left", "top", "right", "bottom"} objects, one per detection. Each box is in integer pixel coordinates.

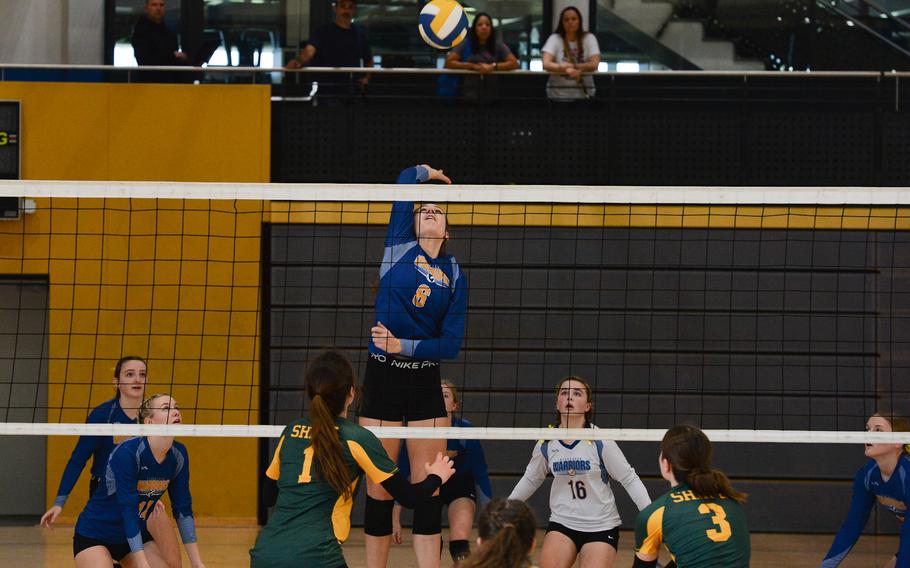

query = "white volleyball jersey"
[{"left": 509, "top": 435, "right": 651, "bottom": 532}]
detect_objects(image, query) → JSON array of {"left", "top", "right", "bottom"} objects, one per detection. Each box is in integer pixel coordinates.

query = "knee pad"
[
  {"left": 364, "top": 496, "right": 394, "bottom": 537},
  {"left": 449, "top": 539, "right": 471, "bottom": 562},
  {"left": 412, "top": 495, "right": 443, "bottom": 535}
]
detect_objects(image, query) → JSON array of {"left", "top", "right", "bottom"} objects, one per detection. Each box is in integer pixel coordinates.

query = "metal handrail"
[
  {"left": 818, "top": 0, "right": 910, "bottom": 61},
  {"left": 843, "top": 0, "right": 910, "bottom": 33},
  {"left": 0, "top": 63, "right": 906, "bottom": 77}
]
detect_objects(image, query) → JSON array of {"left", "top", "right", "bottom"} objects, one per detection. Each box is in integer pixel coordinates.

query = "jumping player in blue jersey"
[
  {"left": 72, "top": 393, "right": 204, "bottom": 568},
  {"left": 822, "top": 411, "right": 910, "bottom": 568},
  {"left": 360, "top": 164, "right": 469, "bottom": 568},
  {"left": 41, "top": 356, "right": 147, "bottom": 527},
  {"left": 393, "top": 380, "right": 493, "bottom": 566}
]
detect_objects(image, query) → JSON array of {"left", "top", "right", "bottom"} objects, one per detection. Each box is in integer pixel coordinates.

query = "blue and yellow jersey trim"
[
  {"left": 637, "top": 505, "right": 665, "bottom": 556},
  {"left": 348, "top": 440, "right": 396, "bottom": 484},
  {"left": 266, "top": 435, "right": 285, "bottom": 480},
  {"left": 331, "top": 477, "right": 361, "bottom": 543}
]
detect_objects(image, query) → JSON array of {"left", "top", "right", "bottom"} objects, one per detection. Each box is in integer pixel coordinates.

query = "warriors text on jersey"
[
  {"left": 822, "top": 455, "right": 910, "bottom": 567},
  {"left": 55, "top": 397, "right": 136, "bottom": 507},
  {"left": 635, "top": 483, "right": 749, "bottom": 568},
  {"left": 249, "top": 417, "right": 399, "bottom": 568},
  {"left": 75, "top": 437, "right": 196, "bottom": 553},
  {"left": 369, "top": 166, "right": 468, "bottom": 361},
  {"left": 509, "top": 434, "right": 651, "bottom": 531}
]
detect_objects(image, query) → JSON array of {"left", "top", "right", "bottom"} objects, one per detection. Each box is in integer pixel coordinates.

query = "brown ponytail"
[
  {"left": 305, "top": 350, "right": 357, "bottom": 500},
  {"left": 463, "top": 499, "right": 536, "bottom": 568},
  {"left": 661, "top": 424, "right": 747, "bottom": 503}
]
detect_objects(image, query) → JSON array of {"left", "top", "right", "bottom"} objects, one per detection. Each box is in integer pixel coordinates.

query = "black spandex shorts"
[
  {"left": 358, "top": 353, "right": 446, "bottom": 422},
  {"left": 73, "top": 530, "right": 153, "bottom": 561},
  {"left": 546, "top": 521, "right": 619, "bottom": 552},
  {"left": 440, "top": 471, "right": 476, "bottom": 506}
]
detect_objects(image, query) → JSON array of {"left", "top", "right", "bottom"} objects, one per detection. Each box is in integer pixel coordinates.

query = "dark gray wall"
[
  {"left": 265, "top": 224, "right": 910, "bottom": 533},
  {"left": 0, "top": 279, "right": 47, "bottom": 517},
  {"left": 272, "top": 75, "right": 910, "bottom": 187}
]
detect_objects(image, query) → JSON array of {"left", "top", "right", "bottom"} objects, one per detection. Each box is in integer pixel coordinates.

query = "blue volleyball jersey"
[
  {"left": 54, "top": 397, "right": 136, "bottom": 507},
  {"left": 822, "top": 455, "right": 910, "bottom": 567},
  {"left": 398, "top": 417, "right": 493, "bottom": 501},
  {"left": 75, "top": 437, "right": 196, "bottom": 553},
  {"left": 369, "top": 166, "right": 468, "bottom": 361}
]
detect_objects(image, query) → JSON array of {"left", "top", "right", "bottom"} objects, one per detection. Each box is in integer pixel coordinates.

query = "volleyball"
[{"left": 418, "top": 0, "right": 469, "bottom": 50}]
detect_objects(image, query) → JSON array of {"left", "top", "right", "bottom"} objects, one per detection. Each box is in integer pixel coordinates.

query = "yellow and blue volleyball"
[{"left": 418, "top": 0, "right": 469, "bottom": 50}]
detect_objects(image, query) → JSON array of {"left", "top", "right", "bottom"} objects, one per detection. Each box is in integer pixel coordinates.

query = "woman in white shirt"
[
  {"left": 541, "top": 6, "right": 601, "bottom": 101},
  {"left": 509, "top": 376, "right": 651, "bottom": 568}
]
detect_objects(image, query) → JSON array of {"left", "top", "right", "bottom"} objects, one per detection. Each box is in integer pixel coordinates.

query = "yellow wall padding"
[{"left": 0, "top": 82, "right": 270, "bottom": 522}]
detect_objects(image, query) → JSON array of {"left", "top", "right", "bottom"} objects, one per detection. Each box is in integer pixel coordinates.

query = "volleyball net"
[{"left": 1, "top": 180, "right": 910, "bottom": 447}]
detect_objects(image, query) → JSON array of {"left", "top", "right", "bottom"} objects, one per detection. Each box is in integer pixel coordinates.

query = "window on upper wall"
[
  {"left": 108, "top": 0, "right": 285, "bottom": 73},
  {"left": 203, "top": 0, "right": 285, "bottom": 69}
]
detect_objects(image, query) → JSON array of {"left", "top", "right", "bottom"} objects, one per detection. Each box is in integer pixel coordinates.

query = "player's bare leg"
[
  {"left": 146, "top": 502, "right": 181, "bottom": 568},
  {"left": 360, "top": 416, "right": 401, "bottom": 568},
  {"left": 407, "top": 415, "right": 449, "bottom": 568},
  {"left": 447, "top": 497, "right": 476, "bottom": 566},
  {"left": 138, "top": 541, "right": 175, "bottom": 568},
  {"left": 75, "top": 545, "right": 115, "bottom": 568},
  {"left": 447, "top": 497, "right": 475, "bottom": 541},
  {"left": 578, "top": 541, "right": 617, "bottom": 568},
  {"left": 538, "top": 530, "right": 577, "bottom": 568}
]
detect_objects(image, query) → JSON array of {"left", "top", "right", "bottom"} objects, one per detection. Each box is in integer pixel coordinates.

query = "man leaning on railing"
[{"left": 285, "top": 0, "right": 374, "bottom": 103}]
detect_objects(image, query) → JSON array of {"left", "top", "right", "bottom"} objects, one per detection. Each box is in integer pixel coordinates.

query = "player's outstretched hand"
[
  {"left": 40, "top": 505, "right": 62, "bottom": 528},
  {"left": 425, "top": 452, "right": 455, "bottom": 483},
  {"left": 419, "top": 164, "right": 452, "bottom": 184}
]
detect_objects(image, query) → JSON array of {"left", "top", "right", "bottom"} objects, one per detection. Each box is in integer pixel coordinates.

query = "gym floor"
[{"left": 0, "top": 525, "right": 898, "bottom": 567}]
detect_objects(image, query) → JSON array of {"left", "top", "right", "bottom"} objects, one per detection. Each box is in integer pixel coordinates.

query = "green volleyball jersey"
[
  {"left": 634, "top": 483, "right": 750, "bottom": 568},
  {"left": 250, "top": 417, "right": 397, "bottom": 568}
]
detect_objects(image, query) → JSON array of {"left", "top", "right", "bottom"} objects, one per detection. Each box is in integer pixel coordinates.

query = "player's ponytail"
[
  {"left": 463, "top": 499, "right": 536, "bottom": 568},
  {"left": 305, "top": 350, "right": 356, "bottom": 500},
  {"left": 661, "top": 424, "right": 747, "bottom": 503}
]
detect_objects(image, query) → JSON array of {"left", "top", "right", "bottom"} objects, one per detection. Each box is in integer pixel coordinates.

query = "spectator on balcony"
[
  {"left": 542, "top": 6, "right": 600, "bottom": 102},
  {"left": 131, "top": 0, "right": 193, "bottom": 83},
  {"left": 443, "top": 13, "right": 519, "bottom": 103},
  {"left": 131, "top": 0, "right": 187, "bottom": 67},
  {"left": 286, "top": 0, "right": 374, "bottom": 100}
]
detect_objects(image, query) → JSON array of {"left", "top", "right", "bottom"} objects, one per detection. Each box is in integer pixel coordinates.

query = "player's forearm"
[
  {"left": 184, "top": 542, "right": 205, "bottom": 567},
  {"left": 131, "top": 549, "right": 153, "bottom": 568},
  {"left": 508, "top": 472, "right": 542, "bottom": 502},
  {"left": 409, "top": 335, "right": 462, "bottom": 360},
  {"left": 624, "top": 478, "right": 651, "bottom": 510},
  {"left": 56, "top": 437, "right": 97, "bottom": 503},
  {"left": 382, "top": 471, "right": 442, "bottom": 508}
]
